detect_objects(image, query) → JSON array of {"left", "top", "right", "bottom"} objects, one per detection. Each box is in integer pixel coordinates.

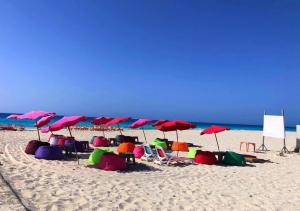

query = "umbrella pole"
[
  {"left": 142, "top": 127, "right": 147, "bottom": 143},
  {"left": 35, "top": 120, "right": 41, "bottom": 141},
  {"left": 118, "top": 123, "right": 123, "bottom": 135},
  {"left": 163, "top": 131, "right": 166, "bottom": 139},
  {"left": 102, "top": 130, "right": 105, "bottom": 138},
  {"left": 68, "top": 126, "right": 79, "bottom": 165},
  {"left": 214, "top": 133, "right": 220, "bottom": 152},
  {"left": 176, "top": 130, "right": 179, "bottom": 157}
]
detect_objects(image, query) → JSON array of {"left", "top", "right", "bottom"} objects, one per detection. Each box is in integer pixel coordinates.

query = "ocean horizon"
[{"left": 0, "top": 113, "right": 296, "bottom": 132}]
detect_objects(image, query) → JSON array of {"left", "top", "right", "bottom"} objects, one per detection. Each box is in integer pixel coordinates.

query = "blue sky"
[{"left": 0, "top": 0, "right": 299, "bottom": 125}]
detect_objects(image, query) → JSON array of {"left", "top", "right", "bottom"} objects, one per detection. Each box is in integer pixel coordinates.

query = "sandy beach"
[{"left": 0, "top": 129, "right": 299, "bottom": 211}]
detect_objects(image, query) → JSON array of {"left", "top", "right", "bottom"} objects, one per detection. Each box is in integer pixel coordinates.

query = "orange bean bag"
[
  {"left": 117, "top": 142, "right": 135, "bottom": 153},
  {"left": 172, "top": 142, "right": 189, "bottom": 152}
]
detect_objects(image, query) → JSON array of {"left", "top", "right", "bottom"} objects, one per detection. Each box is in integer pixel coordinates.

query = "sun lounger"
[
  {"left": 154, "top": 146, "right": 192, "bottom": 166},
  {"left": 141, "top": 144, "right": 155, "bottom": 161}
]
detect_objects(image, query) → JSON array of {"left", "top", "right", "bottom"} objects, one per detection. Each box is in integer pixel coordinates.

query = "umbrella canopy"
[
  {"left": 130, "top": 119, "right": 152, "bottom": 129},
  {"left": 91, "top": 117, "right": 113, "bottom": 137},
  {"left": 200, "top": 125, "right": 230, "bottom": 152},
  {"left": 42, "top": 116, "right": 87, "bottom": 133},
  {"left": 130, "top": 119, "right": 152, "bottom": 143},
  {"left": 34, "top": 115, "right": 56, "bottom": 128},
  {"left": 91, "top": 117, "right": 113, "bottom": 125},
  {"left": 17, "top": 110, "right": 55, "bottom": 120},
  {"left": 152, "top": 120, "right": 168, "bottom": 127},
  {"left": 200, "top": 125, "right": 230, "bottom": 135},
  {"left": 156, "top": 120, "right": 196, "bottom": 132},
  {"left": 7, "top": 114, "right": 21, "bottom": 119},
  {"left": 103, "top": 117, "right": 131, "bottom": 135}
]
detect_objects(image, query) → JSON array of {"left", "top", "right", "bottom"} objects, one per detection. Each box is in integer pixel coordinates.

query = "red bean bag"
[
  {"left": 98, "top": 153, "right": 126, "bottom": 171},
  {"left": 117, "top": 143, "right": 135, "bottom": 153},
  {"left": 133, "top": 145, "right": 144, "bottom": 158},
  {"left": 93, "top": 137, "right": 109, "bottom": 147},
  {"left": 194, "top": 151, "right": 217, "bottom": 165},
  {"left": 25, "top": 140, "right": 50, "bottom": 155}
]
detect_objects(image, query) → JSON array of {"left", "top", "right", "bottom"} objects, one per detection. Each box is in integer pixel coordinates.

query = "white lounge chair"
[{"left": 154, "top": 146, "right": 192, "bottom": 166}]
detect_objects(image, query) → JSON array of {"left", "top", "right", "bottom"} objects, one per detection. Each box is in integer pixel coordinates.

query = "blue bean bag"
[
  {"left": 64, "top": 140, "right": 84, "bottom": 153},
  {"left": 35, "top": 146, "right": 63, "bottom": 160}
]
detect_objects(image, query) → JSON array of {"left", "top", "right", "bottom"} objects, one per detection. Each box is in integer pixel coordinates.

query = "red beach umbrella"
[
  {"left": 103, "top": 117, "right": 131, "bottom": 135},
  {"left": 130, "top": 119, "right": 152, "bottom": 143},
  {"left": 91, "top": 117, "right": 113, "bottom": 137},
  {"left": 42, "top": 115, "right": 88, "bottom": 164},
  {"left": 152, "top": 120, "right": 169, "bottom": 139},
  {"left": 157, "top": 120, "right": 196, "bottom": 156},
  {"left": 7, "top": 110, "right": 56, "bottom": 141},
  {"left": 200, "top": 125, "right": 230, "bottom": 152}
]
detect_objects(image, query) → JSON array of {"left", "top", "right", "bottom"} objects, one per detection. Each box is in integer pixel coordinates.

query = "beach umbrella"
[
  {"left": 200, "top": 125, "right": 230, "bottom": 152},
  {"left": 157, "top": 120, "right": 196, "bottom": 156},
  {"left": 7, "top": 110, "right": 56, "bottom": 141},
  {"left": 7, "top": 114, "right": 21, "bottom": 119},
  {"left": 42, "top": 116, "right": 87, "bottom": 164},
  {"left": 130, "top": 119, "right": 153, "bottom": 143},
  {"left": 91, "top": 117, "right": 113, "bottom": 137},
  {"left": 103, "top": 117, "right": 131, "bottom": 135},
  {"left": 152, "top": 120, "right": 169, "bottom": 139},
  {"left": 34, "top": 115, "right": 55, "bottom": 128}
]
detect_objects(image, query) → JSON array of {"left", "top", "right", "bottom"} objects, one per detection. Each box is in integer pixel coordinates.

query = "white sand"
[{"left": 0, "top": 129, "right": 299, "bottom": 211}]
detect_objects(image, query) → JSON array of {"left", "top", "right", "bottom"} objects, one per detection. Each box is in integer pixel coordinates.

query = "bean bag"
[
  {"left": 25, "top": 140, "right": 50, "bottom": 155},
  {"left": 35, "top": 146, "right": 63, "bottom": 160},
  {"left": 133, "top": 145, "right": 144, "bottom": 158},
  {"left": 194, "top": 151, "right": 217, "bottom": 165},
  {"left": 151, "top": 139, "right": 167, "bottom": 150},
  {"left": 64, "top": 140, "right": 84, "bottom": 153},
  {"left": 188, "top": 147, "right": 199, "bottom": 159},
  {"left": 93, "top": 137, "right": 109, "bottom": 147},
  {"left": 222, "top": 151, "right": 246, "bottom": 166},
  {"left": 98, "top": 153, "right": 126, "bottom": 171},
  {"left": 57, "top": 138, "right": 66, "bottom": 145},
  {"left": 117, "top": 142, "right": 135, "bottom": 153},
  {"left": 88, "top": 148, "right": 112, "bottom": 165},
  {"left": 172, "top": 142, "right": 189, "bottom": 152}
]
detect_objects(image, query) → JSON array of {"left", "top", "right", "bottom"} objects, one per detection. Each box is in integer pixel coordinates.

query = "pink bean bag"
[
  {"left": 133, "top": 145, "right": 144, "bottom": 158},
  {"left": 194, "top": 151, "right": 217, "bottom": 165},
  {"left": 98, "top": 153, "right": 126, "bottom": 171},
  {"left": 93, "top": 137, "right": 109, "bottom": 147}
]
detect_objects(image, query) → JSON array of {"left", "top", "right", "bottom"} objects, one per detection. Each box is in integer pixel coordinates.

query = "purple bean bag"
[
  {"left": 98, "top": 153, "right": 126, "bottom": 171},
  {"left": 35, "top": 146, "right": 63, "bottom": 160},
  {"left": 133, "top": 145, "right": 144, "bottom": 158},
  {"left": 64, "top": 140, "right": 84, "bottom": 153},
  {"left": 25, "top": 140, "right": 50, "bottom": 155},
  {"left": 93, "top": 137, "right": 109, "bottom": 147}
]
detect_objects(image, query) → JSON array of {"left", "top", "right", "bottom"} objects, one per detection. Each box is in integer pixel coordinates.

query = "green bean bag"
[
  {"left": 151, "top": 139, "right": 167, "bottom": 149},
  {"left": 188, "top": 147, "right": 199, "bottom": 159},
  {"left": 222, "top": 151, "right": 246, "bottom": 166},
  {"left": 88, "top": 148, "right": 112, "bottom": 165}
]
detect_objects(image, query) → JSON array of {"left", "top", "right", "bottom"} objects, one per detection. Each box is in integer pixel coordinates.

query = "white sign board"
[{"left": 263, "top": 115, "right": 285, "bottom": 139}]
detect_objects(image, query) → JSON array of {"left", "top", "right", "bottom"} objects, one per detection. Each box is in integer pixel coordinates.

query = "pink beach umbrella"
[
  {"left": 130, "top": 119, "right": 152, "bottom": 143},
  {"left": 42, "top": 116, "right": 88, "bottom": 164},
  {"left": 7, "top": 110, "right": 56, "bottom": 141},
  {"left": 7, "top": 114, "right": 21, "bottom": 119},
  {"left": 34, "top": 115, "right": 56, "bottom": 128},
  {"left": 91, "top": 117, "right": 113, "bottom": 137},
  {"left": 103, "top": 117, "right": 131, "bottom": 135}
]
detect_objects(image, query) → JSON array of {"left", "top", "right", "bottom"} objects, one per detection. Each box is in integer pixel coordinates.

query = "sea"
[{"left": 0, "top": 113, "right": 296, "bottom": 132}]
